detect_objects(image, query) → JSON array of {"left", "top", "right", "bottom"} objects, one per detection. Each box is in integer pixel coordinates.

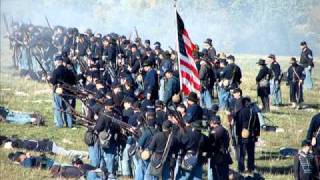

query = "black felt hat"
[
  {"left": 256, "top": 59, "right": 266, "bottom": 65},
  {"left": 187, "top": 92, "right": 198, "bottom": 103}
]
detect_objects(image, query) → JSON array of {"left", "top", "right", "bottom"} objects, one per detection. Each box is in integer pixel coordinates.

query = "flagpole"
[{"left": 174, "top": 0, "right": 184, "bottom": 100}]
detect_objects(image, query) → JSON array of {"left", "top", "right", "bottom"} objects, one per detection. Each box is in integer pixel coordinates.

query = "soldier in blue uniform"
[
  {"left": 268, "top": 54, "right": 282, "bottom": 106},
  {"left": 208, "top": 115, "right": 232, "bottom": 180},
  {"left": 306, "top": 113, "right": 320, "bottom": 177},
  {"left": 256, "top": 59, "right": 272, "bottom": 112},
  {"left": 48, "top": 55, "right": 76, "bottom": 128},
  {"left": 202, "top": 38, "right": 216, "bottom": 60},
  {"left": 235, "top": 97, "right": 260, "bottom": 174},
  {"left": 184, "top": 92, "right": 203, "bottom": 123},
  {"left": 163, "top": 69, "right": 180, "bottom": 105},
  {"left": 287, "top": 57, "right": 305, "bottom": 109},
  {"left": 143, "top": 60, "right": 159, "bottom": 101},
  {"left": 94, "top": 98, "right": 120, "bottom": 179},
  {"left": 199, "top": 59, "right": 215, "bottom": 109},
  {"left": 299, "top": 41, "right": 314, "bottom": 90}
]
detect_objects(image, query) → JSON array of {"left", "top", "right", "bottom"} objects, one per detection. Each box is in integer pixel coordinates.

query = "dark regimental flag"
[{"left": 176, "top": 11, "right": 200, "bottom": 97}]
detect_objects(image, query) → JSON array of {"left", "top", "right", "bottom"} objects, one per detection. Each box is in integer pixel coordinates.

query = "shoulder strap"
[
  {"left": 247, "top": 108, "right": 253, "bottom": 130},
  {"left": 314, "top": 127, "right": 320, "bottom": 137},
  {"left": 155, "top": 132, "right": 173, "bottom": 168},
  {"left": 230, "top": 66, "right": 237, "bottom": 82},
  {"left": 292, "top": 67, "right": 301, "bottom": 81},
  {"left": 195, "top": 134, "right": 203, "bottom": 157}
]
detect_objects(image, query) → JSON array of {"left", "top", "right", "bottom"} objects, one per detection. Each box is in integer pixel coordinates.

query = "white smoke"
[{"left": 1, "top": 0, "right": 319, "bottom": 55}]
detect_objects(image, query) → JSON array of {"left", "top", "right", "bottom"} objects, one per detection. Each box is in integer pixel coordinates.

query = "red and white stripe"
[{"left": 178, "top": 27, "right": 200, "bottom": 97}]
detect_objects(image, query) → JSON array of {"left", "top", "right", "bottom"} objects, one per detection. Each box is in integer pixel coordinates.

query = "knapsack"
[
  {"left": 84, "top": 129, "right": 97, "bottom": 146},
  {"left": 98, "top": 129, "right": 111, "bottom": 149}
]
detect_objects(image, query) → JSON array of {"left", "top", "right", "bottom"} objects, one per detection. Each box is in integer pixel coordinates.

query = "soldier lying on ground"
[
  {"left": 2, "top": 136, "right": 88, "bottom": 159},
  {"left": 50, "top": 157, "right": 105, "bottom": 180},
  {"left": 8, "top": 151, "right": 55, "bottom": 169},
  {"left": 8, "top": 152, "right": 104, "bottom": 180},
  {"left": 0, "top": 106, "right": 45, "bottom": 126}
]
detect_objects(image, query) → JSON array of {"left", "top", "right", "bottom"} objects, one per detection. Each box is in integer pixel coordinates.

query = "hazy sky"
[{"left": 1, "top": 0, "right": 318, "bottom": 55}]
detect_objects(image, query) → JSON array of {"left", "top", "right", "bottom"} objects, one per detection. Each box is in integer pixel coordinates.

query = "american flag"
[{"left": 176, "top": 11, "right": 201, "bottom": 97}]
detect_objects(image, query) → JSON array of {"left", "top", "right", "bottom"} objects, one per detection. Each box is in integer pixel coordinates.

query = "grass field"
[{"left": 0, "top": 39, "right": 319, "bottom": 180}]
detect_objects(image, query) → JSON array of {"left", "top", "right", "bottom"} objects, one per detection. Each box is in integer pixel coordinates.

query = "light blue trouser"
[
  {"left": 173, "top": 158, "right": 180, "bottom": 179},
  {"left": 218, "top": 87, "right": 230, "bottom": 110},
  {"left": 208, "top": 158, "right": 213, "bottom": 180},
  {"left": 76, "top": 63, "right": 83, "bottom": 75},
  {"left": 19, "top": 48, "right": 30, "bottom": 70},
  {"left": 304, "top": 68, "right": 313, "bottom": 90},
  {"left": 159, "top": 78, "right": 165, "bottom": 102},
  {"left": 101, "top": 143, "right": 116, "bottom": 175},
  {"left": 5, "top": 110, "right": 34, "bottom": 124},
  {"left": 31, "top": 56, "right": 41, "bottom": 73},
  {"left": 201, "top": 90, "right": 213, "bottom": 109},
  {"left": 53, "top": 94, "right": 73, "bottom": 128},
  {"left": 131, "top": 153, "right": 139, "bottom": 176},
  {"left": 258, "top": 112, "right": 266, "bottom": 127},
  {"left": 53, "top": 93, "right": 64, "bottom": 128},
  {"left": 86, "top": 171, "right": 103, "bottom": 180},
  {"left": 135, "top": 159, "right": 149, "bottom": 180},
  {"left": 89, "top": 142, "right": 101, "bottom": 168},
  {"left": 176, "top": 163, "right": 202, "bottom": 180},
  {"left": 251, "top": 104, "right": 266, "bottom": 127},
  {"left": 145, "top": 160, "right": 171, "bottom": 180},
  {"left": 270, "top": 80, "right": 282, "bottom": 105},
  {"left": 62, "top": 96, "right": 73, "bottom": 128},
  {"left": 122, "top": 143, "right": 132, "bottom": 176},
  {"left": 51, "top": 142, "right": 88, "bottom": 158}
]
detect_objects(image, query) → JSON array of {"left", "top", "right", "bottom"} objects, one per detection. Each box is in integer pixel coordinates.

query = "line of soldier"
[{"left": 5, "top": 21, "right": 315, "bottom": 179}]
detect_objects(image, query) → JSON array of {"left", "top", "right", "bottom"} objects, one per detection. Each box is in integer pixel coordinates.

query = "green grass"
[{"left": 0, "top": 39, "right": 319, "bottom": 180}]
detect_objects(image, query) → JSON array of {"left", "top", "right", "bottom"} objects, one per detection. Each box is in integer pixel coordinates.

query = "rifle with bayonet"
[{"left": 45, "top": 16, "right": 53, "bottom": 32}]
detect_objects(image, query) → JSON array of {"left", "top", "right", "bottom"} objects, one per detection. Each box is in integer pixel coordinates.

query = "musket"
[
  {"left": 61, "top": 97, "right": 96, "bottom": 124},
  {"left": 128, "top": 32, "right": 132, "bottom": 42},
  {"left": 2, "top": 14, "right": 10, "bottom": 35},
  {"left": 134, "top": 26, "right": 140, "bottom": 39},
  {"left": 169, "top": 46, "right": 177, "bottom": 54},
  {"left": 45, "top": 16, "right": 53, "bottom": 32},
  {"left": 104, "top": 63, "right": 116, "bottom": 83},
  {"left": 59, "top": 82, "right": 105, "bottom": 105},
  {"left": 57, "top": 108, "right": 93, "bottom": 127},
  {"left": 166, "top": 105, "right": 186, "bottom": 131},
  {"left": 134, "top": 26, "right": 141, "bottom": 45},
  {"left": 76, "top": 57, "right": 89, "bottom": 73},
  {"left": 60, "top": 84, "right": 90, "bottom": 99},
  {"left": 101, "top": 112, "right": 139, "bottom": 138},
  {"left": 228, "top": 115, "right": 238, "bottom": 147},
  {"left": 32, "top": 53, "right": 49, "bottom": 82}
]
